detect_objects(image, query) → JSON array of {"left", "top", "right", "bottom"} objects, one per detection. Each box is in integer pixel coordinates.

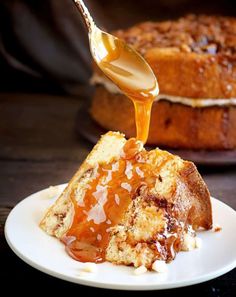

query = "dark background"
[
  {"left": 0, "top": 0, "right": 236, "bottom": 94},
  {"left": 0, "top": 1, "right": 236, "bottom": 296}
]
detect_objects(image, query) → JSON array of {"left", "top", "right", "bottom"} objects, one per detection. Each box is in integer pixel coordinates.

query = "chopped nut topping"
[{"left": 114, "top": 15, "right": 236, "bottom": 56}]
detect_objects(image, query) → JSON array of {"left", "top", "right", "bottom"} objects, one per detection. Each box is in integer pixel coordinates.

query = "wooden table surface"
[{"left": 0, "top": 93, "right": 235, "bottom": 296}]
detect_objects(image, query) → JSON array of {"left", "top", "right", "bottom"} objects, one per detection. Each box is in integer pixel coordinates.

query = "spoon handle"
[{"left": 73, "top": 0, "right": 95, "bottom": 33}]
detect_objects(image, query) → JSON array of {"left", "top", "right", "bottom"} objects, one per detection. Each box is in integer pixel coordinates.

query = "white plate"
[{"left": 5, "top": 184, "right": 236, "bottom": 290}]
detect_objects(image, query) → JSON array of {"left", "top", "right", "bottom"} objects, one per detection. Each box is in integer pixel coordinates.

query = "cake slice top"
[
  {"left": 92, "top": 15, "right": 236, "bottom": 99},
  {"left": 40, "top": 132, "right": 212, "bottom": 264},
  {"left": 114, "top": 15, "right": 236, "bottom": 56}
]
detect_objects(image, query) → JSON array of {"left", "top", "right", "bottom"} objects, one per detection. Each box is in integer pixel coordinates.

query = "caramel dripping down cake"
[
  {"left": 40, "top": 132, "right": 212, "bottom": 268},
  {"left": 90, "top": 15, "right": 236, "bottom": 149}
]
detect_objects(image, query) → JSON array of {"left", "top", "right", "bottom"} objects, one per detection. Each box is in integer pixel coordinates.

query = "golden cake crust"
[
  {"left": 111, "top": 15, "right": 236, "bottom": 99},
  {"left": 91, "top": 15, "right": 236, "bottom": 149},
  {"left": 40, "top": 132, "right": 212, "bottom": 268},
  {"left": 91, "top": 87, "right": 236, "bottom": 149}
]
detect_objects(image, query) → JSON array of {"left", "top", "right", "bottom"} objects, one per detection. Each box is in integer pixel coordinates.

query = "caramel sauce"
[
  {"left": 94, "top": 31, "right": 159, "bottom": 143},
  {"left": 62, "top": 140, "right": 159, "bottom": 262},
  {"left": 62, "top": 138, "right": 180, "bottom": 263},
  {"left": 62, "top": 27, "right": 163, "bottom": 263}
]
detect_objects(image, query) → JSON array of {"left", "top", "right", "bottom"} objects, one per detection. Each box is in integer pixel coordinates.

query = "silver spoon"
[{"left": 73, "top": 0, "right": 159, "bottom": 143}]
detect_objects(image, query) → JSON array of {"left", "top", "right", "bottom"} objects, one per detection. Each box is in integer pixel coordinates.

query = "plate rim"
[{"left": 4, "top": 184, "right": 236, "bottom": 290}]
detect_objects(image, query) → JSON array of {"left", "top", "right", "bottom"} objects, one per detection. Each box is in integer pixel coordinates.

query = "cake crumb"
[
  {"left": 78, "top": 271, "right": 90, "bottom": 277},
  {"left": 181, "top": 233, "right": 196, "bottom": 251},
  {"left": 42, "top": 185, "right": 61, "bottom": 199},
  {"left": 48, "top": 186, "right": 60, "bottom": 196},
  {"left": 195, "top": 237, "right": 202, "bottom": 249},
  {"left": 134, "top": 265, "right": 147, "bottom": 275},
  {"left": 214, "top": 224, "right": 222, "bottom": 232},
  {"left": 152, "top": 260, "right": 168, "bottom": 273},
  {"left": 82, "top": 263, "right": 98, "bottom": 273}
]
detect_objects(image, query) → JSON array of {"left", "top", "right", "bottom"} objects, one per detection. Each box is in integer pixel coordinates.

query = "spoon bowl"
[
  {"left": 73, "top": 0, "right": 159, "bottom": 143},
  {"left": 89, "top": 27, "right": 159, "bottom": 101}
]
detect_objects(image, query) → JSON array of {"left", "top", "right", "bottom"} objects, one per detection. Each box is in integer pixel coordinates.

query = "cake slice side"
[
  {"left": 40, "top": 131, "right": 126, "bottom": 238},
  {"left": 40, "top": 132, "right": 212, "bottom": 268},
  {"left": 105, "top": 148, "right": 212, "bottom": 268}
]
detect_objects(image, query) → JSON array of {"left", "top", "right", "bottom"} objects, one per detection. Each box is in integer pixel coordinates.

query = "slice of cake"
[
  {"left": 40, "top": 132, "right": 212, "bottom": 268},
  {"left": 90, "top": 15, "right": 236, "bottom": 149}
]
